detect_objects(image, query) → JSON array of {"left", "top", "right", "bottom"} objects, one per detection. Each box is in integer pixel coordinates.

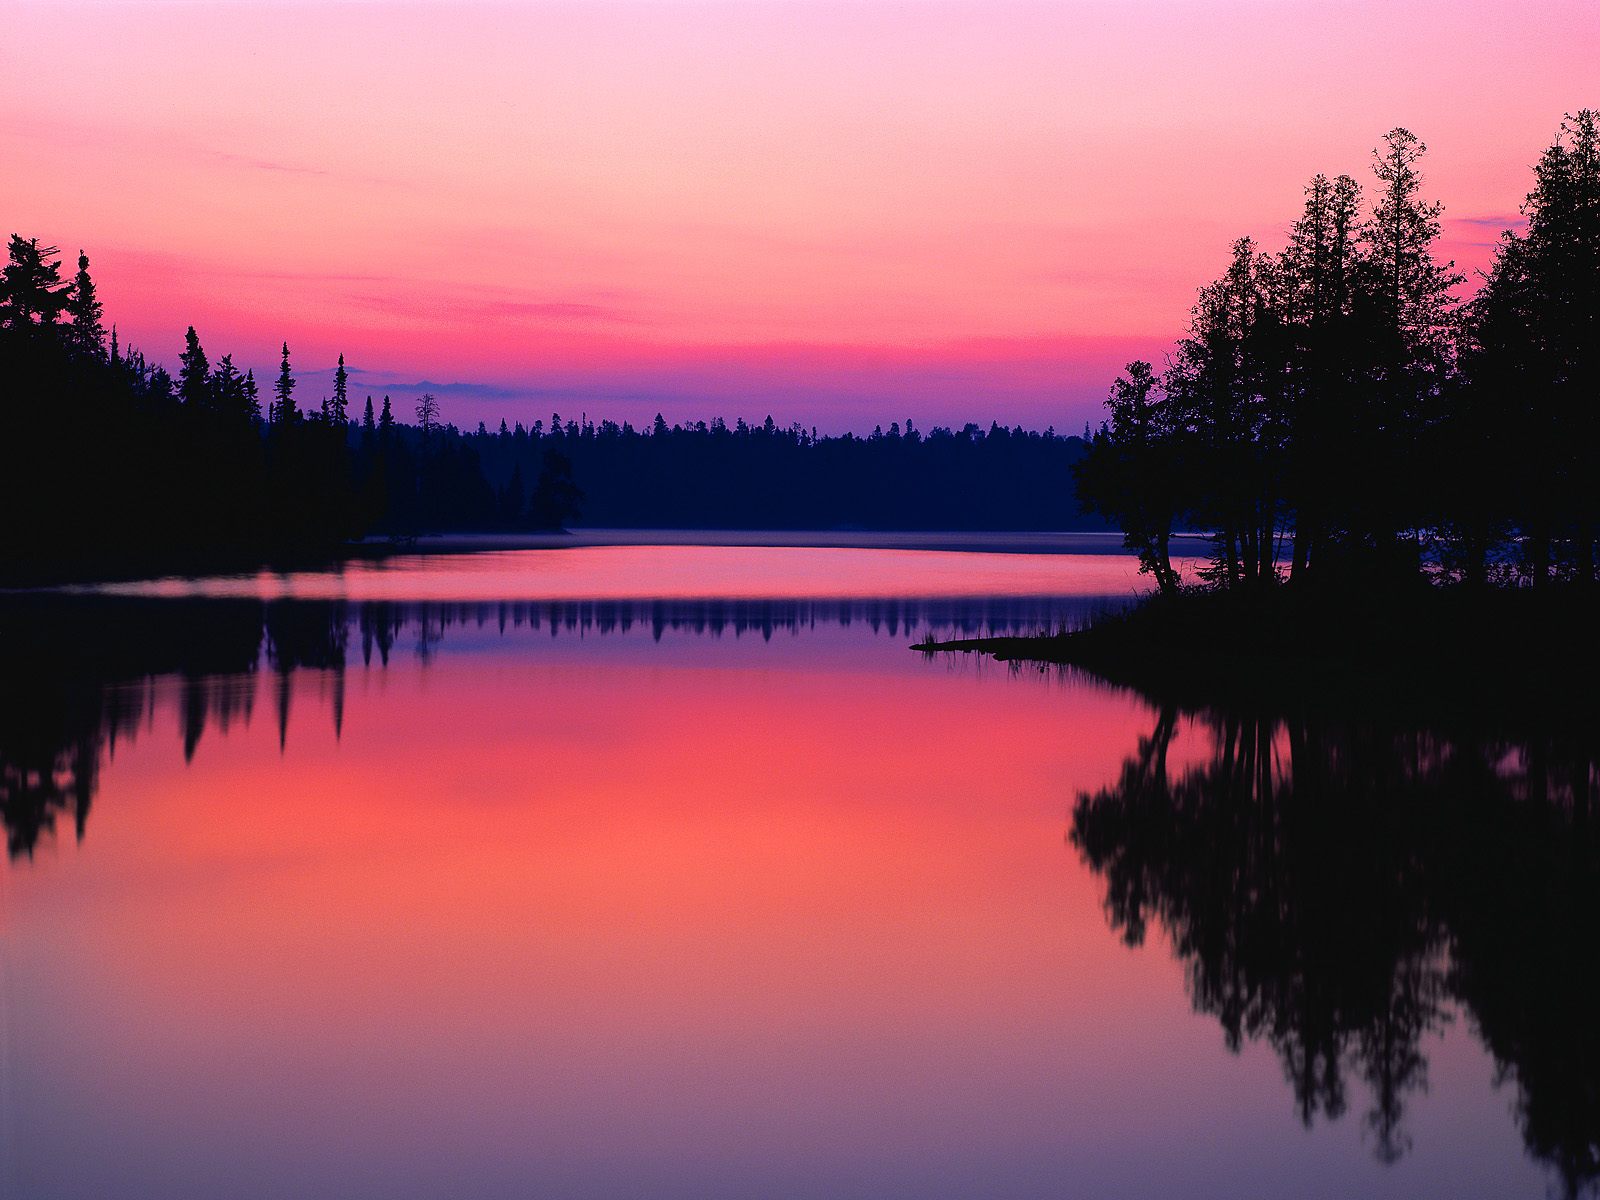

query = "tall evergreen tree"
[
  {"left": 213, "top": 352, "right": 240, "bottom": 411},
  {"left": 64, "top": 251, "right": 105, "bottom": 357},
  {"left": 324, "top": 353, "right": 349, "bottom": 425},
  {"left": 1278, "top": 173, "right": 1364, "bottom": 579},
  {"left": 178, "top": 326, "right": 211, "bottom": 408},
  {"left": 362, "top": 395, "right": 375, "bottom": 432},
  {"left": 272, "top": 342, "right": 297, "bottom": 425},
  {"left": 243, "top": 369, "right": 261, "bottom": 423},
  {"left": 1467, "top": 110, "right": 1600, "bottom": 584},
  {"left": 1359, "top": 129, "right": 1462, "bottom": 566}
]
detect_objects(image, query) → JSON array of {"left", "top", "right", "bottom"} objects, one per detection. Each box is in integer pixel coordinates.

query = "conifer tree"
[
  {"left": 64, "top": 251, "right": 105, "bottom": 356},
  {"left": 363, "top": 395, "right": 375, "bottom": 432},
  {"left": 243, "top": 369, "right": 261, "bottom": 423},
  {"left": 324, "top": 353, "right": 349, "bottom": 425},
  {"left": 0, "top": 236, "right": 67, "bottom": 328},
  {"left": 178, "top": 326, "right": 211, "bottom": 408},
  {"left": 213, "top": 353, "right": 246, "bottom": 420},
  {"left": 272, "top": 342, "right": 297, "bottom": 425},
  {"left": 1361, "top": 130, "right": 1462, "bottom": 449}
]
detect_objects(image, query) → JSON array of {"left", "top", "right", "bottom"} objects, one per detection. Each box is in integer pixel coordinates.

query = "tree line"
[
  {"left": 1076, "top": 112, "right": 1599, "bottom": 592},
  {"left": 0, "top": 253, "right": 582, "bottom": 582},
  {"left": 463, "top": 414, "right": 1092, "bottom": 530},
  {"left": 0, "top": 240, "right": 1100, "bottom": 582}
]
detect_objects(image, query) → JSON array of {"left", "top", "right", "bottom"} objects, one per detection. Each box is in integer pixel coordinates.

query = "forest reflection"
[
  {"left": 1071, "top": 694, "right": 1600, "bottom": 1197},
  {"left": 0, "top": 592, "right": 1099, "bottom": 860}
]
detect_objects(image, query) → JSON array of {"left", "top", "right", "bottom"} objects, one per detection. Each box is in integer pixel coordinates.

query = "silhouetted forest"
[
  {"left": 0, "top": 253, "right": 584, "bottom": 582},
  {"left": 470, "top": 415, "right": 1091, "bottom": 532},
  {"left": 1076, "top": 113, "right": 1599, "bottom": 591},
  {"left": 1072, "top": 691, "right": 1600, "bottom": 1197},
  {"left": 0, "top": 244, "right": 1093, "bottom": 582}
]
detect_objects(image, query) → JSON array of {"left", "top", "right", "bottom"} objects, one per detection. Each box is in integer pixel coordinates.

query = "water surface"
[{"left": 2, "top": 545, "right": 1593, "bottom": 1198}]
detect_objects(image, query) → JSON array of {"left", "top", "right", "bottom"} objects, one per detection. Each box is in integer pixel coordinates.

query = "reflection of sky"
[
  {"left": 73, "top": 544, "right": 1170, "bottom": 603},
  {"left": 5, "top": 1, "right": 1589, "bottom": 430},
  {"left": 4, "top": 592, "right": 1544, "bottom": 1199}
]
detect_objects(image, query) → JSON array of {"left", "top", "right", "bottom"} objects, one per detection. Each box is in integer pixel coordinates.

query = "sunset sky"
[{"left": 5, "top": 0, "right": 1593, "bottom": 431}]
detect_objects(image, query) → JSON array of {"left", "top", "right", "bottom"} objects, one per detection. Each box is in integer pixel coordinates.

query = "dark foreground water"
[{"left": 3, "top": 543, "right": 1595, "bottom": 1199}]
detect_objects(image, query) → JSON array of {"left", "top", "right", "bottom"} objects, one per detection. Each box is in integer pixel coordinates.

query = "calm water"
[{"left": 3, "top": 543, "right": 1594, "bottom": 1199}]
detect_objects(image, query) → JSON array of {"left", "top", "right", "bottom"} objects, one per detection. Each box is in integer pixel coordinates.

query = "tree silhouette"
[
  {"left": 272, "top": 341, "right": 297, "bottom": 425},
  {"left": 1077, "top": 116, "right": 1595, "bottom": 593},
  {"left": 0, "top": 235, "right": 68, "bottom": 329},
  {"left": 178, "top": 325, "right": 210, "bottom": 408},
  {"left": 324, "top": 352, "right": 349, "bottom": 425},
  {"left": 63, "top": 250, "right": 104, "bottom": 356},
  {"left": 415, "top": 391, "right": 440, "bottom": 438}
]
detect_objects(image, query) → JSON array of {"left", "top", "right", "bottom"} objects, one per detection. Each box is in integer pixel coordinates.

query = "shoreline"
[{"left": 912, "top": 584, "right": 1600, "bottom": 723}]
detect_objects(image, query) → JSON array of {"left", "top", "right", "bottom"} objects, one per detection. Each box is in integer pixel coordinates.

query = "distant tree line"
[
  {"left": 1076, "top": 112, "right": 1600, "bottom": 592},
  {"left": 0, "top": 255, "right": 582, "bottom": 582},
  {"left": 463, "top": 414, "right": 1092, "bottom": 530}
]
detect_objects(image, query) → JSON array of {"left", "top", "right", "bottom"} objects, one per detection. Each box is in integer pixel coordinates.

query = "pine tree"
[
  {"left": 1469, "top": 110, "right": 1600, "bottom": 585},
  {"left": 1359, "top": 128, "right": 1464, "bottom": 566},
  {"left": 213, "top": 353, "right": 246, "bottom": 420},
  {"left": 379, "top": 394, "right": 393, "bottom": 433},
  {"left": 178, "top": 326, "right": 211, "bottom": 408},
  {"left": 243, "top": 369, "right": 261, "bottom": 423},
  {"left": 272, "top": 342, "right": 297, "bottom": 425},
  {"left": 64, "top": 251, "right": 105, "bottom": 356},
  {"left": 0, "top": 236, "right": 67, "bottom": 328},
  {"left": 363, "top": 395, "right": 375, "bottom": 432},
  {"left": 1363, "top": 129, "right": 1463, "bottom": 413},
  {"left": 1278, "top": 173, "right": 1364, "bottom": 578},
  {"left": 324, "top": 353, "right": 349, "bottom": 425}
]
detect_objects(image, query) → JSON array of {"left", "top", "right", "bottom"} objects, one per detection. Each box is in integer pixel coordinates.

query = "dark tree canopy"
[{"left": 1076, "top": 113, "right": 1600, "bottom": 592}]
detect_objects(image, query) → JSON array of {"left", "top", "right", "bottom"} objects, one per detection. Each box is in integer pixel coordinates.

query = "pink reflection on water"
[{"left": 80, "top": 545, "right": 1162, "bottom": 603}]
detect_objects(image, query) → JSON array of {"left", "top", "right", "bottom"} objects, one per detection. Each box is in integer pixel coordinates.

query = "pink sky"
[{"left": 4, "top": 1, "right": 1593, "bottom": 431}]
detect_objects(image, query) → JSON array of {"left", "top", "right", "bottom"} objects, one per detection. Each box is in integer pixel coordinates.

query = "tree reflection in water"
[
  {"left": 0, "top": 591, "right": 1090, "bottom": 859},
  {"left": 1071, "top": 693, "right": 1600, "bottom": 1196}
]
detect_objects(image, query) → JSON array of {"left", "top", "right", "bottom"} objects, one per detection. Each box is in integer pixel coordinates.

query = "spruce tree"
[
  {"left": 213, "top": 353, "right": 245, "bottom": 420},
  {"left": 272, "top": 342, "right": 297, "bottom": 425},
  {"left": 363, "top": 395, "right": 375, "bottom": 432},
  {"left": 324, "top": 353, "right": 349, "bottom": 425},
  {"left": 64, "top": 251, "right": 105, "bottom": 356},
  {"left": 243, "top": 369, "right": 261, "bottom": 423},
  {"left": 178, "top": 326, "right": 211, "bottom": 408},
  {"left": 1360, "top": 128, "right": 1463, "bottom": 565}
]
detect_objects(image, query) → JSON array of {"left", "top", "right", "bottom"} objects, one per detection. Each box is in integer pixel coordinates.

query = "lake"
[{"left": 2, "top": 540, "right": 1593, "bottom": 1199}]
